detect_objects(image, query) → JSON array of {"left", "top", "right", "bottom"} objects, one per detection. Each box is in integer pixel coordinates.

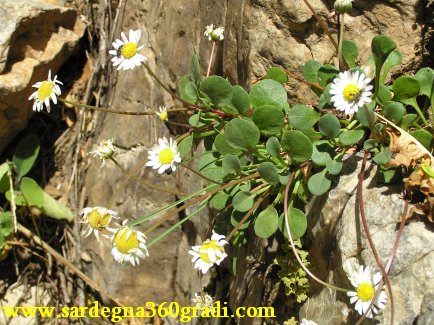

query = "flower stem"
[
  {"left": 110, "top": 157, "right": 188, "bottom": 196},
  {"left": 207, "top": 41, "right": 216, "bottom": 77},
  {"left": 357, "top": 151, "right": 394, "bottom": 325},
  {"left": 59, "top": 97, "right": 189, "bottom": 115},
  {"left": 338, "top": 13, "right": 345, "bottom": 70},
  {"left": 284, "top": 170, "right": 350, "bottom": 293}
]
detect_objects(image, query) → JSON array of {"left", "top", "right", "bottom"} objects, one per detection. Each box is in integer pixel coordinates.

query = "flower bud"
[{"left": 334, "top": 0, "right": 353, "bottom": 14}]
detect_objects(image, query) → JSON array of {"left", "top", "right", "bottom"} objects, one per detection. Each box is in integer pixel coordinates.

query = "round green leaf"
[
  {"left": 308, "top": 169, "right": 331, "bottom": 196},
  {"left": 410, "top": 129, "right": 432, "bottom": 150},
  {"left": 399, "top": 114, "right": 418, "bottom": 130},
  {"left": 249, "top": 79, "right": 288, "bottom": 109},
  {"left": 371, "top": 35, "right": 397, "bottom": 70},
  {"left": 278, "top": 207, "right": 307, "bottom": 240},
  {"left": 231, "top": 210, "right": 251, "bottom": 230},
  {"left": 210, "top": 192, "right": 230, "bottom": 210},
  {"left": 281, "top": 131, "right": 313, "bottom": 163},
  {"left": 393, "top": 76, "right": 420, "bottom": 101},
  {"left": 342, "top": 40, "right": 358, "bottom": 68},
  {"left": 383, "top": 101, "right": 405, "bottom": 124},
  {"left": 222, "top": 154, "right": 241, "bottom": 174},
  {"left": 225, "top": 118, "right": 260, "bottom": 151},
  {"left": 311, "top": 141, "right": 333, "bottom": 166},
  {"left": 376, "top": 84, "right": 393, "bottom": 105},
  {"left": 338, "top": 130, "right": 365, "bottom": 146},
  {"left": 231, "top": 85, "right": 250, "bottom": 114},
  {"left": 266, "top": 67, "right": 288, "bottom": 84},
  {"left": 318, "top": 113, "right": 341, "bottom": 138},
  {"left": 319, "top": 83, "right": 333, "bottom": 108},
  {"left": 200, "top": 76, "right": 233, "bottom": 106},
  {"left": 252, "top": 105, "right": 285, "bottom": 135},
  {"left": 214, "top": 133, "right": 242, "bottom": 155},
  {"left": 381, "top": 50, "right": 402, "bottom": 83},
  {"left": 179, "top": 76, "right": 198, "bottom": 104},
  {"left": 266, "top": 137, "right": 281, "bottom": 158},
  {"left": 254, "top": 206, "right": 279, "bottom": 239},
  {"left": 287, "top": 104, "right": 320, "bottom": 131},
  {"left": 177, "top": 134, "right": 193, "bottom": 159},
  {"left": 303, "top": 60, "right": 322, "bottom": 83},
  {"left": 363, "top": 139, "right": 377, "bottom": 152},
  {"left": 356, "top": 106, "right": 376, "bottom": 127},
  {"left": 258, "top": 162, "right": 280, "bottom": 185},
  {"left": 233, "top": 191, "right": 255, "bottom": 212},
  {"left": 373, "top": 147, "right": 392, "bottom": 165},
  {"left": 325, "top": 159, "right": 343, "bottom": 175},
  {"left": 13, "top": 133, "right": 40, "bottom": 180},
  {"left": 318, "top": 64, "right": 339, "bottom": 87}
]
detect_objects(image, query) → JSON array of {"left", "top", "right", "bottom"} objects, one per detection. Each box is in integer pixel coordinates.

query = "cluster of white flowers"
[{"left": 204, "top": 24, "right": 225, "bottom": 42}]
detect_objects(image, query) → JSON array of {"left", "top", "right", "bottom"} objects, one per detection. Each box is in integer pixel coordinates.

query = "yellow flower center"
[
  {"left": 343, "top": 84, "right": 360, "bottom": 101},
  {"left": 87, "top": 210, "right": 111, "bottom": 231},
  {"left": 357, "top": 282, "right": 375, "bottom": 302},
  {"left": 198, "top": 241, "right": 223, "bottom": 264},
  {"left": 158, "top": 148, "right": 174, "bottom": 164},
  {"left": 159, "top": 111, "right": 168, "bottom": 121},
  {"left": 37, "top": 81, "right": 54, "bottom": 100},
  {"left": 121, "top": 42, "right": 138, "bottom": 59},
  {"left": 114, "top": 228, "right": 139, "bottom": 254}
]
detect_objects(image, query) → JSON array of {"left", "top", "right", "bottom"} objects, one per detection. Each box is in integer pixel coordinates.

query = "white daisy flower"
[
  {"left": 347, "top": 265, "right": 387, "bottom": 318},
  {"left": 300, "top": 319, "right": 318, "bottom": 325},
  {"left": 155, "top": 106, "right": 168, "bottom": 122},
  {"left": 109, "top": 220, "right": 149, "bottom": 266},
  {"left": 80, "top": 206, "right": 118, "bottom": 241},
  {"left": 109, "top": 29, "right": 146, "bottom": 70},
  {"left": 188, "top": 230, "right": 228, "bottom": 274},
  {"left": 146, "top": 137, "right": 181, "bottom": 174},
  {"left": 90, "top": 139, "right": 115, "bottom": 167},
  {"left": 204, "top": 24, "right": 225, "bottom": 42},
  {"left": 330, "top": 70, "right": 373, "bottom": 115},
  {"left": 28, "top": 70, "right": 63, "bottom": 112},
  {"left": 192, "top": 292, "right": 215, "bottom": 309}
]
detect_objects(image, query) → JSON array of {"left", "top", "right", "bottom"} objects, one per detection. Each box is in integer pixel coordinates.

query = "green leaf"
[
  {"left": 179, "top": 75, "right": 198, "bottom": 104},
  {"left": 318, "top": 113, "right": 341, "bottom": 138},
  {"left": 342, "top": 40, "right": 358, "bottom": 68},
  {"left": 356, "top": 105, "right": 376, "bottom": 127},
  {"left": 311, "top": 141, "right": 333, "bottom": 166},
  {"left": 303, "top": 60, "right": 322, "bottom": 83},
  {"left": 258, "top": 162, "right": 280, "bottom": 185},
  {"left": 214, "top": 133, "right": 242, "bottom": 155},
  {"left": 371, "top": 35, "right": 396, "bottom": 98},
  {"left": 252, "top": 105, "right": 285, "bottom": 135},
  {"left": 379, "top": 166, "right": 396, "bottom": 183},
  {"left": 325, "top": 159, "right": 343, "bottom": 175},
  {"left": 231, "top": 210, "right": 251, "bottom": 230},
  {"left": 287, "top": 105, "right": 320, "bottom": 131},
  {"left": 319, "top": 83, "right": 333, "bottom": 108},
  {"left": 254, "top": 206, "right": 279, "bottom": 239},
  {"left": 266, "top": 67, "right": 288, "bottom": 84},
  {"left": 233, "top": 191, "right": 255, "bottom": 212},
  {"left": 231, "top": 85, "right": 250, "bottom": 114},
  {"left": 200, "top": 76, "right": 233, "bottom": 107},
  {"left": 399, "top": 114, "right": 418, "bottom": 130},
  {"left": 279, "top": 207, "right": 307, "bottom": 240},
  {"left": 421, "top": 164, "right": 434, "bottom": 178},
  {"left": 415, "top": 67, "right": 434, "bottom": 107},
  {"left": 177, "top": 134, "right": 193, "bottom": 159},
  {"left": 318, "top": 64, "right": 339, "bottom": 87},
  {"left": 13, "top": 133, "right": 40, "bottom": 180},
  {"left": 225, "top": 118, "right": 260, "bottom": 151},
  {"left": 410, "top": 129, "right": 432, "bottom": 150},
  {"left": 281, "top": 131, "right": 313, "bottom": 164},
  {"left": 0, "top": 212, "right": 13, "bottom": 250},
  {"left": 249, "top": 79, "right": 288, "bottom": 109},
  {"left": 20, "top": 177, "right": 73, "bottom": 221},
  {"left": 382, "top": 101, "right": 405, "bottom": 124},
  {"left": 199, "top": 152, "right": 226, "bottom": 182},
  {"left": 189, "top": 54, "right": 201, "bottom": 84},
  {"left": 266, "top": 137, "right": 281, "bottom": 158},
  {"left": 373, "top": 147, "right": 392, "bottom": 165},
  {"left": 376, "top": 84, "right": 393, "bottom": 105},
  {"left": 307, "top": 169, "right": 331, "bottom": 196},
  {"left": 393, "top": 76, "right": 420, "bottom": 101},
  {"left": 363, "top": 139, "right": 377, "bottom": 152},
  {"left": 381, "top": 50, "right": 402, "bottom": 83},
  {"left": 5, "top": 190, "right": 27, "bottom": 206},
  {"left": 0, "top": 163, "right": 10, "bottom": 193},
  {"left": 188, "top": 113, "right": 203, "bottom": 127},
  {"left": 338, "top": 130, "right": 365, "bottom": 146},
  {"left": 222, "top": 155, "right": 241, "bottom": 174},
  {"left": 301, "top": 128, "right": 323, "bottom": 142},
  {"left": 210, "top": 192, "right": 230, "bottom": 210}
]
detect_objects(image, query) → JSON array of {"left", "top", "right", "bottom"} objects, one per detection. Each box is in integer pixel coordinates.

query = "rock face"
[
  {"left": 303, "top": 156, "right": 434, "bottom": 324},
  {"left": 78, "top": 0, "right": 432, "bottom": 323},
  {"left": 0, "top": 0, "right": 85, "bottom": 153}
]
